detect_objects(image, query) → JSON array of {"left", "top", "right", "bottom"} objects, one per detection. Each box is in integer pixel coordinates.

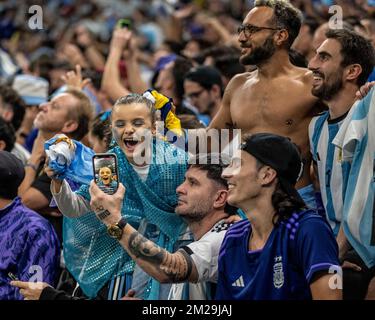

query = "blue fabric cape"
[{"left": 63, "top": 138, "right": 188, "bottom": 298}]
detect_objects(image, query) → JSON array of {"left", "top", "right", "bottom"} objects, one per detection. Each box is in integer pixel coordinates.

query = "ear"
[
  {"left": 61, "top": 119, "right": 79, "bottom": 135},
  {"left": 0, "top": 140, "right": 6, "bottom": 151},
  {"left": 210, "top": 84, "right": 221, "bottom": 99},
  {"left": 213, "top": 189, "right": 228, "bottom": 210},
  {"left": 1, "top": 109, "right": 13, "bottom": 123},
  {"left": 345, "top": 64, "right": 362, "bottom": 83},
  {"left": 260, "top": 166, "right": 278, "bottom": 186},
  {"left": 275, "top": 29, "right": 289, "bottom": 47}
]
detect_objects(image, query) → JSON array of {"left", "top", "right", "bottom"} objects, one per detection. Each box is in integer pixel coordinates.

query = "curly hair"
[{"left": 254, "top": 0, "right": 303, "bottom": 48}]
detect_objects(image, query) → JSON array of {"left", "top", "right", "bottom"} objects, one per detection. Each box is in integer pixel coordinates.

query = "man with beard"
[
  {"left": 308, "top": 29, "right": 375, "bottom": 300},
  {"left": 17, "top": 89, "right": 93, "bottom": 240},
  {"left": 88, "top": 154, "right": 236, "bottom": 300},
  {"left": 208, "top": 0, "right": 323, "bottom": 209},
  {"left": 14, "top": 154, "right": 236, "bottom": 300}
]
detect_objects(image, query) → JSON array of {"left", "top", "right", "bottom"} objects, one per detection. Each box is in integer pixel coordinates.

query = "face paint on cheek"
[{"left": 112, "top": 128, "right": 122, "bottom": 145}]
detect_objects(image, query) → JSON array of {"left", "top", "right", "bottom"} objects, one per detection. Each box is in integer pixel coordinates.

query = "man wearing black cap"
[
  {"left": 183, "top": 66, "right": 223, "bottom": 125},
  {"left": 0, "top": 151, "right": 60, "bottom": 300},
  {"left": 216, "top": 133, "right": 341, "bottom": 300}
]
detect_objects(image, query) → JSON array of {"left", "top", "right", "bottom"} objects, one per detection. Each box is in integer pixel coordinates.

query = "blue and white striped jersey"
[
  {"left": 309, "top": 111, "right": 351, "bottom": 236},
  {"left": 333, "top": 87, "right": 375, "bottom": 268}
]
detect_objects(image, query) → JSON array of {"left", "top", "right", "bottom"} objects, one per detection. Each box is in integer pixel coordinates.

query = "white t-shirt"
[
  {"left": 130, "top": 163, "right": 150, "bottom": 182},
  {"left": 168, "top": 220, "right": 231, "bottom": 300},
  {"left": 11, "top": 143, "right": 30, "bottom": 165}
]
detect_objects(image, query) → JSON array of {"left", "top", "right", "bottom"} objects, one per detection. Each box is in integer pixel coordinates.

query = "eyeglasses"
[
  {"left": 237, "top": 24, "right": 280, "bottom": 38},
  {"left": 185, "top": 89, "right": 205, "bottom": 100}
]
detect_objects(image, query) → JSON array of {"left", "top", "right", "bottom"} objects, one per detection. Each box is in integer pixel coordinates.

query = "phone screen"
[
  {"left": 93, "top": 153, "right": 119, "bottom": 195},
  {"left": 117, "top": 19, "right": 132, "bottom": 30}
]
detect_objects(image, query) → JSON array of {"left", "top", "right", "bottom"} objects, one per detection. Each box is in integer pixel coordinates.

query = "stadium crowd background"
[{"left": 1, "top": 0, "right": 375, "bottom": 301}]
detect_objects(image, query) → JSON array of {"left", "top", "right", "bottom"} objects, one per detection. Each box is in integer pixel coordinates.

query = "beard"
[
  {"left": 175, "top": 199, "right": 212, "bottom": 223},
  {"left": 311, "top": 69, "right": 344, "bottom": 101},
  {"left": 33, "top": 115, "right": 63, "bottom": 133},
  {"left": 240, "top": 36, "right": 276, "bottom": 66}
]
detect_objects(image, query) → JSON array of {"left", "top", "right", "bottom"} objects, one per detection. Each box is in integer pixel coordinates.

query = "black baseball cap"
[
  {"left": 240, "top": 133, "right": 305, "bottom": 206},
  {"left": 184, "top": 66, "right": 223, "bottom": 91},
  {"left": 0, "top": 151, "right": 25, "bottom": 200}
]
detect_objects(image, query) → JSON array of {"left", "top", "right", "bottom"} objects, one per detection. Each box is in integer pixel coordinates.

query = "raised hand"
[{"left": 61, "top": 64, "right": 91, "bottom": 90}]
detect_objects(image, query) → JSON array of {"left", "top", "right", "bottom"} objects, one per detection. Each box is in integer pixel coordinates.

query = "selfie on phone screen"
[{"left": 93, "top": 154, "right": 119, "bottom": 195}]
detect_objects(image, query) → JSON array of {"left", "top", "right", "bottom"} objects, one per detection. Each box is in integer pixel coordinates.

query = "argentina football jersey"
[
  {"left": 333, "top": 88, "right": 375, "bottom": 268},
  {"left": 215, "top": 210, "right": 339, "bottom": 300},
  {"left": 309, "top": 111, "right": 351, "bottom": 236}
]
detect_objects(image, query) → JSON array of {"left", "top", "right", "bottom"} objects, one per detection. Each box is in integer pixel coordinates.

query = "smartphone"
[
  {"left": 117, "top": 18, "right": 132, "bottom": 30},
  {"left": 8, "top": 272, "right": 19, "bottom": 281},
  {"left": 92, "top": 153, "right": 119, "bottom": 195}
]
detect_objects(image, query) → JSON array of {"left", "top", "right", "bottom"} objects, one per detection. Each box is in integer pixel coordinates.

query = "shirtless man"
[{"left": 208, "top": 0, "right": 322, "bottom": 205}]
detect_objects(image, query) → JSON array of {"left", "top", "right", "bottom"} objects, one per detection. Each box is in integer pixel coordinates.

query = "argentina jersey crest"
[{"left": 273, "top": 256, "right": 284, "bottom": 289}]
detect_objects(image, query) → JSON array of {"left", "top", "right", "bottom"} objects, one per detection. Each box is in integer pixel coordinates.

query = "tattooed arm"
[
  {"left": 119, "top": 227, "right": 199, "bottom": 283},
  {"left": 89, "top": 181, "right": 199, "bottom": 283}
]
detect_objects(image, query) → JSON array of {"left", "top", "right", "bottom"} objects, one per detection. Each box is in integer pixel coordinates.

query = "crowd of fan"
[{"left": 0, "top": 0, "right": 375, "bottom": 301}]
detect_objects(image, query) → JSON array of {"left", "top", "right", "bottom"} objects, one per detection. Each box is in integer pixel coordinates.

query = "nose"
[
  {"left": 308, "top": 54, "right": 318, "bottom": 71},
  {"left": 176, "top": 182, "right": 186, "bottom": 195},
  {"left": 238, "top": 29, "right": 247, "bottom": 43},
  {"left": 124, "top": 123, "right": 135, "bottom": 135},
  {"left": 221, "top": 166, "right": 233, "bottom": 180},
  {"left": 39, "top": 102, "right": 48, "bottom": 111}
]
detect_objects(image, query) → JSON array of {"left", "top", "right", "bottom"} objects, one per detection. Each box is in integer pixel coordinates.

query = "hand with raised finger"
[{"left": 61, "top": 64, "right": 91, "bottom": 90}]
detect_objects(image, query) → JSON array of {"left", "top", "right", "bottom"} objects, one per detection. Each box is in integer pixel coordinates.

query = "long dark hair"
[
  {"left": 271, "top": 181, "right": 306, "bottom": 225},
  {"left": 255, "top": 159, "right": 306, "bottom": 224}
]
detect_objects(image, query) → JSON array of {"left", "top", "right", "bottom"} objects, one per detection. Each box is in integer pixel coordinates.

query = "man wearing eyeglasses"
[
  {"left": 183, "top": 66, "right": 224, "bottom": 126},
  {"left": 208, "top": 0, "right": 324, "bottom": 210}
]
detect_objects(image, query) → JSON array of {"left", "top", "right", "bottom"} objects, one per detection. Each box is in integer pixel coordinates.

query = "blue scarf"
[{"left": 63, "top": 138, "right": 188, "bottom": 298}]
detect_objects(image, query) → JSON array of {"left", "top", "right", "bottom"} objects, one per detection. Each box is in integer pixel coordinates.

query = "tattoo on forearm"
[{"left": 128, "top": 232, "right": 193, "bottom": 282}]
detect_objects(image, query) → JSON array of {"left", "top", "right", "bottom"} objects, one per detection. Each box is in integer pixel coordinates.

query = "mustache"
[
  {"left": 313, "top": 71, "right": 325, "bottom": 79},
  {"left": 240, "top": 44, "right": 252, "bottom": 48}
]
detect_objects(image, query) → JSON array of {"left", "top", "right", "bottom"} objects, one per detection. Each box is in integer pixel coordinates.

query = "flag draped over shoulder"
[{"left": 333, "top": 88, "right": 375, "bottom": 268}]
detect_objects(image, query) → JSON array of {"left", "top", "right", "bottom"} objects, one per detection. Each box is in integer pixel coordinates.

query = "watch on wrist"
[{"left": 107, "top": 217, "right": 127, "bottom": 240}]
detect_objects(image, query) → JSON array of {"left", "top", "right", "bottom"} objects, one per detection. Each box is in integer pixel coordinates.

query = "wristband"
[{"left": 25, "top": 162, "right": 38, "bottom": 171}]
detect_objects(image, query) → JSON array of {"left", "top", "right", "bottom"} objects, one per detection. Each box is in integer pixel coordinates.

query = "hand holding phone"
[
  {"left": 117, "top": 19, "right": 132, "bottom": 30},
  {"left": 93, "top": 153, "right": 119, "bottom": 195}
]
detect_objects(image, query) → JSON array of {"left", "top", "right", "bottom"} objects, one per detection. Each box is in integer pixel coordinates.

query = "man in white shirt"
[{"left": 89, "top": 153, "right": 237, "bottom": 300}]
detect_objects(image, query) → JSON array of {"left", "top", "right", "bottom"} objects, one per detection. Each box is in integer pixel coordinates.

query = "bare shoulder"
[
  {"left": 227, "top": 71, "right": 253, "bottom": 87},
  {"left": 292, "top": 66, "right": 314, "bottom": 85},
  {"left": 224, "top": 71, "right": 256, "bottom": 95}
]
